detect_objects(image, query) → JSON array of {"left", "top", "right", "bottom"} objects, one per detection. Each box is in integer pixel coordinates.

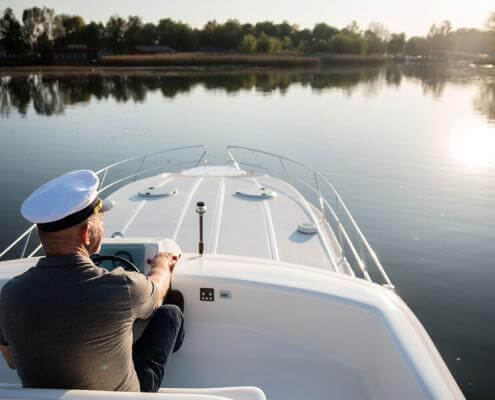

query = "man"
[{"left": 0, "top": 170, "right": 184, "bottom": 392}]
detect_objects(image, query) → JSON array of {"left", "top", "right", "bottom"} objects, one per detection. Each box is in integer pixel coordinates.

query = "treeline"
[{"left": 1, "top": 7, "right": 495, "bottom": 57}]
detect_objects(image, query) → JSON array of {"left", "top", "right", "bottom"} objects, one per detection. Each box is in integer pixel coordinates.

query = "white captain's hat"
[{"left": 21, "top": 170, "right": 114, "bottom": 232}]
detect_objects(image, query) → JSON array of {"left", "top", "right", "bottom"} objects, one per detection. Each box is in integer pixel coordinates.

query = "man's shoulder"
[{"left": 1, "top": 266, "right": 37, "bottom": 296}]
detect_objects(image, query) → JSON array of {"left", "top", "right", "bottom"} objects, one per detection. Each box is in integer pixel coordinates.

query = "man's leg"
[{"left": 132, "top": 304, "right": 184, "bottom": 392}]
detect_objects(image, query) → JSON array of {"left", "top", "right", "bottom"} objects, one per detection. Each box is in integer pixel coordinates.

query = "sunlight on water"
[{"left": 451, "top": 116, "right": 495, "bottom": 169}]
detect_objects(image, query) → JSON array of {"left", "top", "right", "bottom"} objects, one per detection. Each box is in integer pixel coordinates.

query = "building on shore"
[
  {"left": 129, "top": 45, "right": 175, "bottom": 55},
  {"left": 41, "top": 45, "right": 104, "bottom": 65}
]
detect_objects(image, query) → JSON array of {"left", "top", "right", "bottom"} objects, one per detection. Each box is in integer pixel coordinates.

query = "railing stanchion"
[
  {"left": 359, "top": 235, "right": 366, "bottom": 278},
  {"left": 336, "top": 198, "right": 345, "bottom": 263},
  {"left": 99, "top": 168, "right": 109, "bottom": 190},
  {"left": 20, "top": 230, "right": 32, "bottom": 258},
  {"left": 314, "top": 172, "right": 325, "bottom": 219},
  {"left": 133, "top": 156, "right": 147, "bottom": 182},
  {"left": 279, "top": 157, "right": 291, "bottom": 185}
]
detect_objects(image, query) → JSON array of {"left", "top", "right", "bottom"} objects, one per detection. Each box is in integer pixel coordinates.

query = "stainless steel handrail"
[
  {"left": 227, "top": 145, "right": 393, "bottom": 288},
  {"left": 0, "top": 145, "right": 208, "bottom": 261}
]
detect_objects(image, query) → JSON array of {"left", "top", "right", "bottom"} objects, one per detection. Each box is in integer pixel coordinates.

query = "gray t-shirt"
[{"left": 0, "top": 254, "right": 158, "bottom": 392}]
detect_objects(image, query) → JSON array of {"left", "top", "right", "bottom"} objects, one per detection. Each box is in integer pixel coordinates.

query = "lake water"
[{"left": 1, "top": 64, "right": 495, "bottom": 399}]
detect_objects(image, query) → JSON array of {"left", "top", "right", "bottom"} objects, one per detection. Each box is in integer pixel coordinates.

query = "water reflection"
[
  {"left": 1, "top": 65, "right": 494, "bottom": 121},
  {"left": 451, "top": 116, "right": 495, "bottom": 168}
]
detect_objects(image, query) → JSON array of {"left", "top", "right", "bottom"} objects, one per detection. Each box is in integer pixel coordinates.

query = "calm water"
[{"left": 1, "top": 65, "right": 495, "bottom": 399}]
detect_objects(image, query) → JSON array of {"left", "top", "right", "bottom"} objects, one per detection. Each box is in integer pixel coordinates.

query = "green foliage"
[
  {"left": 157, "top": 18, "right": 197, "bottom": 51},
  {"left": 0, "top": 8, "right": 27, "bottom": 53},
  {"left": 405, "top": 37, "right": 426, "bottom": 56},
  {"left": 254, "top": 21, "right": 277, "bottom": 38},
  {"left": 105, "top": 15, "right": 126, "bottom": 51},
  {"left": 292, "top": 28, "right": 312, "bottom": 48},
  {"left": 203, "top": 19, "right": 244, "bottom": 50},
  {"left": 256, "top": 33, "right": 281, "bottom": 54},
  {"left": 22, "top": 7, "right": 56, "bottom": 51},
  {"left": 312, "top": 23, "right": 338, "bottom": 41},
  {"left": 329, "top": 32, "right": 363, "bottom": 54},
  {"left": 364, "top": 30, "right": 385, "bottom": 54},
  {"left": 125, "top": 16, "right": 144, "bottom": 47},
  {"left": 239, "top": 34, "right": 257, "bottom": 54},
  {"left": 388, "top": 33, "right": 406, "bottom": 55},
  {"left": 2, "top": 7, "right": 495, "bottom": 61}
]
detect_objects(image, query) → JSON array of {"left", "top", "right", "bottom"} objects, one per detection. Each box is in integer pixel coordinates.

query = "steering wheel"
[{"left": 91, "top": 254, "right": 140, "bottom": 273}]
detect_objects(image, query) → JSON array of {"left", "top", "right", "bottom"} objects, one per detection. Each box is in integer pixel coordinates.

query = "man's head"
[
  {"left": 37, "top": 205, "right": 105, "bottom": 256},
  {"left": 21, "top": 170, "right": 113, "bottom": 257}
]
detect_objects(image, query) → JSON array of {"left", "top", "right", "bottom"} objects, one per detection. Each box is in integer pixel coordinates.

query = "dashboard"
[{"left": 98, "top": 237, "right": 182, "bottom": 274}]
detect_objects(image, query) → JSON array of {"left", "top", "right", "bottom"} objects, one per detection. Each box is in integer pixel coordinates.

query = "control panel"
[
  {"left": 200, "top": 288, "right": 215, "bottom": 302},
  {"left": 98, "top": 237, "right": 182, "bottom": 274}
]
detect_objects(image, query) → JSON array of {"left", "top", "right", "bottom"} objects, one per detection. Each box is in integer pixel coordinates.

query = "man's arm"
[
  {"left": 0, "top": 345, "right": 14, "bottom": 369},
  {"left": 147, "top": 253, "right": 177, "bottom": 308}
]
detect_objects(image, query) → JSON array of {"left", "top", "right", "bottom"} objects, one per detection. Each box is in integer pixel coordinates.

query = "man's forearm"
[{"left": 147, "top": 256, "right": 173, "bottom": 307}]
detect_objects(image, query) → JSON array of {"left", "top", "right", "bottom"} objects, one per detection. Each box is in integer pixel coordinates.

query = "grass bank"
[
  {"left": 320, "top": 54, "right": 387, "bottom": 65},
  {"left": 99, "top": 53, "right": 320, "bottom": 68}
]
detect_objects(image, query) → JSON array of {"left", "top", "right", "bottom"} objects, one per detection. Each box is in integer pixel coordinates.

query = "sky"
[{"left": 3, "top": 0, "right": 494, "bottom": 37}]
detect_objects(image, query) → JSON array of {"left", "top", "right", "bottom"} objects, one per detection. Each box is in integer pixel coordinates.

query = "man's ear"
[{"left": 80, "top": 223, "right": 91, "bottom": 247}]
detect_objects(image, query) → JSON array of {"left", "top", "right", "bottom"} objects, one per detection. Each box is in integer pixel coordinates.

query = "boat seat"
[
  {"left": 0, "top": 384, "right": 266, "bottom": 400},
  {"left": 159, "top": 386, "right": 266, "bottom": 400}
]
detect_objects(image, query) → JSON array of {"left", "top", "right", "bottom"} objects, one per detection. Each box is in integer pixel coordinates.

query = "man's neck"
[{"left": 44, "top": 245, "right": 90, "bottom": 258}]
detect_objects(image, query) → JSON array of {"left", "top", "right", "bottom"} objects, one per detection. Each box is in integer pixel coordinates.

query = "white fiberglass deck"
[
  {"left": 0, "top": 149, "right": 464, "bottom": 399},
  {"left": 103, "top": 167, "right": 347, "bottom": 273}
]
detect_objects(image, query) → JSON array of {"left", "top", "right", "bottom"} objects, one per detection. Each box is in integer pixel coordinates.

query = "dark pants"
[{"left": 132, "top": 305, "right": 184, "bottom": 392}]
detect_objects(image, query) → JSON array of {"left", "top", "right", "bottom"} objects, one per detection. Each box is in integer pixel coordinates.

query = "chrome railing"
[
  {"left": 0, "top": 145, "right": 208, "bottom": 261},
  {"left": 227, "top": 146, "right": 394, "bottom": 289}
]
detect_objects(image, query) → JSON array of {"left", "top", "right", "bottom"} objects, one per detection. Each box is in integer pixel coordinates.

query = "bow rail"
[
  {"left": 0, "top": 145, "right": 208, "bottom": 261},
  {"left": 227, "top": 146, "right": 394, "bottom": 289}
]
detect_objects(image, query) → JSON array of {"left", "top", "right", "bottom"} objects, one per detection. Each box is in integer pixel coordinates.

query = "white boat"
[{"left": 0, "top": 145, "right": 464, "bottom": 400}]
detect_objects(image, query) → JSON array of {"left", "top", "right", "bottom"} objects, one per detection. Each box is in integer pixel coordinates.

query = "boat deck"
[{"left": 104, "top": 167, "right": 350, "bottom": 274}]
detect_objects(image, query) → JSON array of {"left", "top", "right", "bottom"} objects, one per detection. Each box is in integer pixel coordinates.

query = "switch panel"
[{"left": 200, "top": 288, "right": 214, "bottom": 302}]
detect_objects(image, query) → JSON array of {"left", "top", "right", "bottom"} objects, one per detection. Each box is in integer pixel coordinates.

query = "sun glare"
[{"left": 451, "top": 117, "right": 495, "bottom": 169}]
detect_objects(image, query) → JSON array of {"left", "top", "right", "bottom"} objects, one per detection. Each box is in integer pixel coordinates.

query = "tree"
[
  {"left": 22, "top": 7, "right": 56, "bottom": 51},
  {"left": 276, "top": 21, "right": 294, "bottom": 39},
  {"left": 367, "top": 22, "right": 390, "bottom": 41},
  {"left": 344, "top": 21, "right": 361, "bottom": 35},
  {"left": 427, "top": 20, "right": 454, "bottom": 52},
  {"left": 364, "top": 22, "right": 389, "bottom": 54},
  {"left": 405, "top": 36, "right": 426, "bottom": 55},
  {"left": 141, "top": 23, "right": 158, "bottom": 45},
  {"left": 256, "top": 33, "right": 281, "bottom": 54},
  {"left": 54, "top": 14, "right": 85, "bottom": 44},
  {"left": 157, "top": 18, "right": 196, "bottom": 51},
  {"left": 486, "top": 11, "right": 495, "bottom": 31},
  {"left": 329, "top": 31, "right": 364, "bottom": 54},
  {"left": 79, "top": 22, "right": 105, "bottom": 48},
  {"left": 239, "top": 34, "right": 257, "bottom": 53},
  {"left": 292, "top": 28, "right": 312, "bottom": 48},
  {"left": 312, "top": 23, "right": 338, "bottom": 42},
  {"left": 254, "top": 21, "right": 277, "bottom": 37},
  {"left": 364, "top": 30, "right": 385, "bottom": 54},
  {"left": 125, "top": 15, "right": 143, "bottom": 48},
  {"left": 216, "top": 19, "right": 243, "bottom": 49},
  {"left": 0, "top": 8, "right": 27, "bottom": 53},
  {"left": 388, "top": 33, "right": 406, "bottom": 55},
  {"left": 105, "top": 15, "right": 127, "bottom": 52}
]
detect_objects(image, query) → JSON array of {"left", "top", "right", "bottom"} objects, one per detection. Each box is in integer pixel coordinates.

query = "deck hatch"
[{"left": 235, "top": 187, "right": 277, "bottom": 199}]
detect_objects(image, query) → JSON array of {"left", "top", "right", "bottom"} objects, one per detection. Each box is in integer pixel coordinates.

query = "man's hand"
[
  {"left": 147, "top": 252, "right": 180, "bottom": 307},
  {"left": 152, "top": 252, "right": 180, "bottom": 273}
]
